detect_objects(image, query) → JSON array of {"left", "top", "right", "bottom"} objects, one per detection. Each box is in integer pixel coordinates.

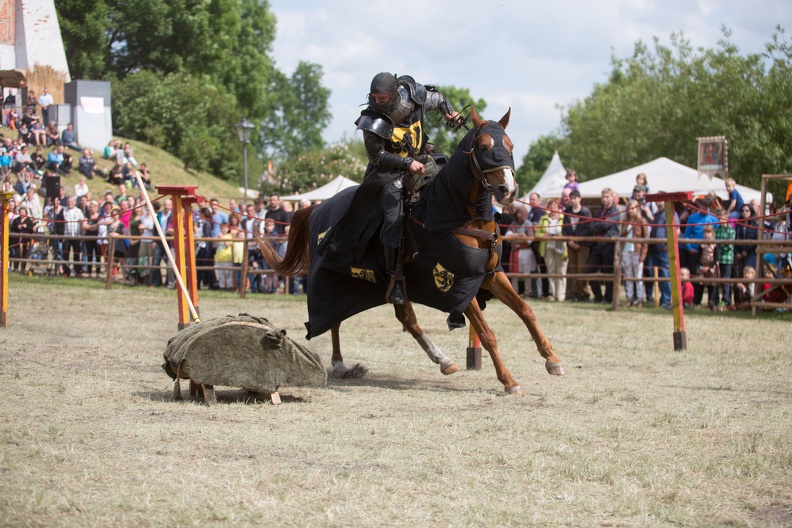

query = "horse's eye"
[{"left": 477, "top": 143, "right": 491, "bottom": 152}]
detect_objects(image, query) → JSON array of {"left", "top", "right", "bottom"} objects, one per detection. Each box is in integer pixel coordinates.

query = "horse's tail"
[{"left": 254, "top": 205, "right": 315, "bottom": 277}]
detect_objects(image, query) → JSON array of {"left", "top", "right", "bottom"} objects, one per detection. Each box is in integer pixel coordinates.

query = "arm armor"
[
  {"left": 363, "top": 131, "right": 412, "bottom": 171},
  {"left": 425, "top": 85, "right": 455, "bottom": 116}
]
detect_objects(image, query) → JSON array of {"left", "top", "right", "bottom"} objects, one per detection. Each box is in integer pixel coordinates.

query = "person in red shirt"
[{"left": 679, "top": 267, "right": 694, "bottom": 308}]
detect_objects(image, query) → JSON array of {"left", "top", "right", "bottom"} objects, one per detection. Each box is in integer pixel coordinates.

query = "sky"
[{"left": 268, "top": 0, "right": 789, "bottom": 167}]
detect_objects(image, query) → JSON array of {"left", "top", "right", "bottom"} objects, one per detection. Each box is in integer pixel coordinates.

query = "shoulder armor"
[
  {"left": 397, "top": 75, "right": 427, "bottom": 105},
  {"left": 355, "top": 110, "right": 394, "bottom": 139}
]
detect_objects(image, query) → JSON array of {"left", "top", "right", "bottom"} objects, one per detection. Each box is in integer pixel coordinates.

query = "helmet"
[{"left": 368, "top": 72, "right": 400, "bottom": 114}]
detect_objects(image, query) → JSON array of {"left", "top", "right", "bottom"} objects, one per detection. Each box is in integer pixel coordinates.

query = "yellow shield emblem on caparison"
[
  {"left": 433, "top": 263, "right": 454, "bottom": 292},
  {"left": 350, "top": 267, "right": 376, "bottom": 283}
]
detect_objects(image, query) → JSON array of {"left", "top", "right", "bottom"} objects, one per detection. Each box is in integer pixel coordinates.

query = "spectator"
[
  {"left": 563, "top": 170, "right": 579, "bottom": 192},
  {"left": 265, "top": 193, "right": 289, "bottom": 234},
  {"left": 30, "top": 118, "right": 46, "bottom": 146},
  {"left": 6, "top": 106, "right": 19, "bottom": 129},
  {"left": 37, "top": 87, "right": 54, "bottom": 125},
  {"left": 9, "top": 206, "right": 35, "bottom": 272},
  {"left": 151, "top": 198, "right": 172, "bottom": 287},
  {"left": 0, "top": 147, "right": 12, "bottom": 177},
  {"left": 82, "top": 200, "right": 102, "bottom": 277},
  {"left": 586, "top": 188, "right": 620, "bottom": 304},
  {"left": 723, "top": 178, "right": 745, "bottom": 219},
  {"left": 734, "top": 204, "right": 759, "bottom": 278},
  {"left": 621, "top": 199, "right": 649, "bottom": 308},
  {"left": 78, "top": 149, "right": 100, "bottom": 180},
  {"left": 46, "top": 145, "right": 64, "bottom": 173},
  {"left": 61, "top": 124, "right": 82, "bottom": 152},
  {"left": 45, "top": 122, "right": 60, "bottom": 146},
  {"left": 214, "top": 222, "right": 234, "bottom": 290},
  {"left": 732, "top": 265, "right": 756, "bottom": 310},
  {"left": 695, "top": 226, "right": 718, "bottom": 309},
  {"left": 20, "top": 184, "right": 42, "bottom": 220},
  {"left": 74, "top": 175, "right": 89, "bottom": 198},
  {"left": 137, "top": 204, "right": 156, "bottom": 284},
  {"left": 229, "top": 214, "right": 246, "bottom": 291},
  {"left": 682, "top": 197, "right": 718, "bottom": 273},
  {"left": 15, "top": 145, "right": 35, "bottom": 173},
  {"left": 714, "top": 208, "right": 736, "bottom": 309},
  {"left": 679, "top": 267, "right": 694, "bottom": 308},
  {"left": 504, "top": 205, "right": 534, "bottom": 298},
  {"left": 636, "top": 172, "right": 650, "bottom": 195},
  {"left": 535, "top": 198, "right": 567, "bottom": 302},
  {"left": 123, "top": 142, "right": 138, "bottom": 166},
  {"left": 228, "top": 198, "right": 240, "bottom": 214},
  {"left": 62, "top": 195, "right": 85, "bottom": 277},
  {"left": 631, "top": 183, "right": 655, "bottom": 222},
  {"left": 562, "top": 189, "right": 593, "bottom": 302},
  {"left": 262, "top": 218, "right": 281, "bottom": 293},
  {"left": 47, "top": 196, "right": 65, "bottom": 273},
  {"left": 103, "top": 140, "right": 117, "bottom": 160},
  {"left": 25, "top": 90, "right": 37, "bottom": 115},
  {"left": 527, "top": 192, "right": 548, "bottom": 298},
  {"left": 137, "top": 163, "right": 153, "bottom": 189},
  {"left": 31, "top": 147, "right": 46, "bottom": 172},
  {"left": 646, "top": 194, "right": 680, "bottom": 309}
]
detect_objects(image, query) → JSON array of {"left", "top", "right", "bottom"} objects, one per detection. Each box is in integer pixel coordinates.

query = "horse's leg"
[
  {"left": 329, "top": 324, "right": 368, "bottom": 379},
  {"left": 394, "top": 303, "right": 460, "bottom": 375},
  {"left": 464, "top": 297, "right": 523, "bottom": 394},
  {"left": 483, "top": 271, "right": 566, "bottom": 375}
]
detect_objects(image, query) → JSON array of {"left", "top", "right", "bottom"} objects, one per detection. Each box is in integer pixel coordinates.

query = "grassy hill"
[{"left": 5, "top": 128, "right": 246, "bottom": 203}]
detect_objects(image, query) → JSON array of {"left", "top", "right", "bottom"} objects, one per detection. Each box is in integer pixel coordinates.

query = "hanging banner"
[{"left": 696, "top": 136, "right": 727, "bottom": 180}]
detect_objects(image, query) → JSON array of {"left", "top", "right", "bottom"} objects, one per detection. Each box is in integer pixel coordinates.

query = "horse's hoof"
[
  {"left": 441, "top": 363, "right": 460, "bottom": 375},
  {"left": 332, "top": 362, "right": 368, "bottom": 379},
  {"left": 546, "top": 362, "right": 567, "bottom": 376},
  {"left": 505, "top": 385, "right": 524, "bottom": 395}
]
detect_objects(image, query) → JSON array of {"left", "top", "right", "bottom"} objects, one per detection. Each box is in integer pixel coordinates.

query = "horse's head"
[{"left": 467, "top": 108, "right": 518, "bottom": 205}]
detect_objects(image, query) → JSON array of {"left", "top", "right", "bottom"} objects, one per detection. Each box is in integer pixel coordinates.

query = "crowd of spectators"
[{"left": 500, "top": 171, "right": 792, "bottom": 311}]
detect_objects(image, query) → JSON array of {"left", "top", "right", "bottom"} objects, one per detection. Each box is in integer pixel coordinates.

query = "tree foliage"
[
  {"left": 552, "top": 27, "right": 792, "bottom": 200},
  {"left": 112, "top": 71, "right": 241, "bottom": 176},
  {"left": 261, "top": 140, "right": 368, "bottom": 197},
  {"left": 259, "top": 62, "right": 332, "bottom": 161}
]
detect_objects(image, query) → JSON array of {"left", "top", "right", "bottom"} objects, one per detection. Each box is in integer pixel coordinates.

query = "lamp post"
[{"left": 233, "top": 116, "right": 255, "bottom": 205}]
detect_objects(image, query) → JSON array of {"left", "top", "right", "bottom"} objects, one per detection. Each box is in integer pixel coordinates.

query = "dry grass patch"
[{"left": 1, "top": 275, "right": 791, "bottom": 527}]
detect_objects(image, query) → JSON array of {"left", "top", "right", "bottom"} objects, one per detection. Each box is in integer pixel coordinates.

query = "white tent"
[
  {"left": 576, "top": 157, "right": 770, "bottom": 204},
  {"left": 279, "top": 175, "right": 359, "bottom": 202},
  {"left": 522, "top": 150, "right": 568, "bottom": 200}
]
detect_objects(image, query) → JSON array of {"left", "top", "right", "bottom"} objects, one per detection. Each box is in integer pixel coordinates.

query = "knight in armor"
[{"left": 319, "top": 72, "right": 459, "bottom": 304}]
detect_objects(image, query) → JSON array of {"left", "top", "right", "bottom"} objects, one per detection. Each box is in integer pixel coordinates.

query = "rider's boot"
[{"left": 384, "top": 245, "right": 406, "bottom": 305}]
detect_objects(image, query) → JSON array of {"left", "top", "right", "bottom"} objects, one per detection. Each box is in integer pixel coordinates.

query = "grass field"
[{"left": 1, "top": 275, "right": 790, "bottom": 527}]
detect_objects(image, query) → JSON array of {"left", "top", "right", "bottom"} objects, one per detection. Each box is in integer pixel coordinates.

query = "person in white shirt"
[
  {"left": 38, "top": 87, "right": 54, "bottom": 125},
  {"left": 62, "top": 195, "right": 86, "bottom": 276}
]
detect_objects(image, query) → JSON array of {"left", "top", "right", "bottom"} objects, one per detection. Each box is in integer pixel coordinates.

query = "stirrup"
[{"left": 385, "top": 275, "right": 406, "bottom": 305}]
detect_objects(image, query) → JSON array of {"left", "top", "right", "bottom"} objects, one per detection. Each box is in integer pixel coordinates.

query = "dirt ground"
[{"left": 1, "top": 276, "right": 791, "bottom": 527}]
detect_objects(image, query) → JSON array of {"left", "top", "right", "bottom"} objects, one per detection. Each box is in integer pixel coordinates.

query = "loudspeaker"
[{"left": 44, "top": 175, "right": 60, "bottom": 199}]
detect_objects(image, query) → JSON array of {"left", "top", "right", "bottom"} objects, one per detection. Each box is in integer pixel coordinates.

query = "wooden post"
[
  {"left": 645, "top": 192, "right": 692, "bottom": 351},
  {"left": 239, "top": 239, "right": 249, "bottom": 299},
  {"left": 611, "top": 240, "right": 623, "bottom": 312},
  {"left": 466, "top": 325, "right": 481, "bottom": 370},
  {"left": 157, "top": 186, "right": 199, "bottom": 330},
  {"left": 0, "top": 191, "right": 15, "bottom": 327},
  {"left": 105, "top": 237, "right": 116, "bottom": 289}
]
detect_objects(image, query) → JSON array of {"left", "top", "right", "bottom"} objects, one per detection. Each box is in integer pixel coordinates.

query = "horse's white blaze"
[{"left": 504, "top": 167, "right": 516, "bottom": 194}]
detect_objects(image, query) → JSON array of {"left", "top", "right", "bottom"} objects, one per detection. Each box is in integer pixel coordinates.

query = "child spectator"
[
  {"left": 679, "top": 267, "right": 694, "bottom": 308},
  {"left": 0, "top": 148, "right": 12, "bottom": 177},
  {"left": 723, "top": 178, "right": 745, "bottom": 219},
  {"left": 563, "top": 170, "right": 579, "bottom": 192},
  {"left": 214, "top": 223, "right": 234, "bottom": 290},
  {"left": 697, "top": 225, "right": 718, "bottom": 309},
  {"left": 714, "top": 209, "right": 735, "bottom": 309},
  {"left": 732, "top": 265, "right": 756, "bottom": 310},
  {"left": 734, "top": 204, "right": 759, "bottom": 277},
  {"left": 620, "top": 199, "right": 649, "bottom": 308}
]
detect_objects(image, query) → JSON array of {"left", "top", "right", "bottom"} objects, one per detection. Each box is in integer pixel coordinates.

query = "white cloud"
[{"left": 269, "top": 0, "right": 786, "bottom": 165}]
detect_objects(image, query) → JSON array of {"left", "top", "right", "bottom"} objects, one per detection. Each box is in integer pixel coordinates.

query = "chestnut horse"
[{"left": 257, "top": 109, "right": 565, "bottom": 394}]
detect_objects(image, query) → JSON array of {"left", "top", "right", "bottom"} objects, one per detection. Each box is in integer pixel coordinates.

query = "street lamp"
[{"left": 233, "top": 116, "right": 255, "bottom": 205}]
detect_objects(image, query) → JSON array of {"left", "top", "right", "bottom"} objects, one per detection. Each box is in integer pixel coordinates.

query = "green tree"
[
  {"left": 516, "top": 134, "right": 568, "bottom": 194},
  {"left": 262, "top": 140, "right": 368, "bottom": 196},
  {"left": 112, "top": 71, "right": 240, "bottom": 175},
  {"left": 54, "top": 0, "right": 111, "bottom": 80},
  {"left": 259, "top": 62, "right": 332, "bottom": 160},
  {"left": 558, "top": 27, "right": 791, "bottom": 199}
]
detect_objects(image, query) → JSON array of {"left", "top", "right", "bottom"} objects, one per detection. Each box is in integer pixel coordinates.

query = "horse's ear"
[
  {"left": 471, "top": 107, "right": 485, "bottom": 128},
  {"left": 498, "top": 108, "right": 511, "bottom": 130}
]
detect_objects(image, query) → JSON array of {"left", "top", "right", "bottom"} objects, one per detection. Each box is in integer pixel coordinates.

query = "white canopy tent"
[
  {"left": 576, "top": 157, "right": 770, "bottom": 204},
  {"left": 279, "top": 175, "right": 359, "bottom": 202},
  {"left": 521, "top": 150, "right": 568, "bottom": 200}
]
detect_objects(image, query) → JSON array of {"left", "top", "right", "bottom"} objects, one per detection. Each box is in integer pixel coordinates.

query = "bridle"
[{"left": 462, "top": 122, "right": 513, "bottom": 196}]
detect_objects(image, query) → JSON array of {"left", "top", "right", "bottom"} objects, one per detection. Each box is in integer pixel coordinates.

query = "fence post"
[
  {"left": 157, "top": 186, "right": 199, "bottom": 330},
  {"left": 0, "top": 191, "right": 14, "bottom": 327}
]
